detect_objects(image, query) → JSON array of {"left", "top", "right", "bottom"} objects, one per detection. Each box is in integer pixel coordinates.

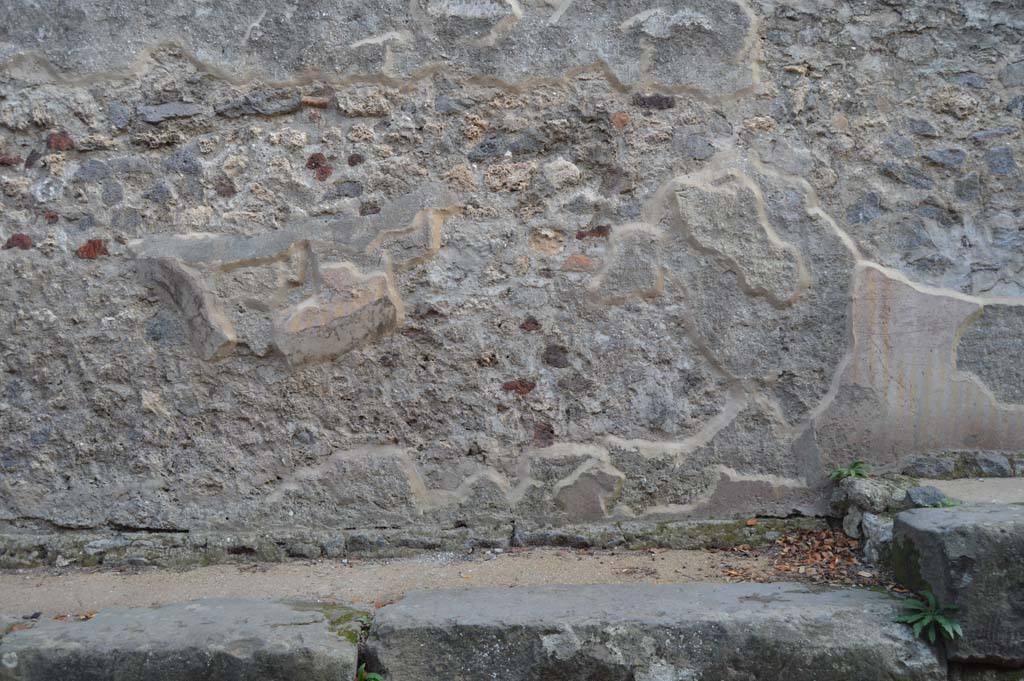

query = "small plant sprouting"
[
  {"left": 929, "top": 498, "right": 960, "bottom": 508},
  {"left": 895, "top": 591, "right": 963, "bottom": 644},
  {"left": 356, "top": 663, "right": 383, "bottom": 681},
  {"left": 829, "top": 460, "right": 870, "bottom": 481}
]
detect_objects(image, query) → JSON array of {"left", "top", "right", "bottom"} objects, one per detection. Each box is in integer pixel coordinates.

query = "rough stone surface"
[
  {"left": 893, "top": 505, "right": 1024, "bottom": 667},
  {"left": 905, "top": 485, "right": 956, "bottom": 508},
  {"left": 860, "top": 511, "right": 893, "bottom": 565},
  {"left": 0, "top": 599, "right": 359, "bottom": 681},
  {"left": 898, "top": 452, "right": 1024, "bottom": 480},
  {"left": 1, "top": 0, "right": 1023, "bottom": 557},
  {"left": 831, "top": 476, "right": 912, "bottom": 516},
  {"left": 949, "top": 665, "right": 1024, "bottom": 681},
  {"left": 366, "top": 583, "right": 945, "bottom": 680}
]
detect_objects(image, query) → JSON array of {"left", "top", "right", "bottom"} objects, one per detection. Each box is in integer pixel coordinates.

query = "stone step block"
[
  {"left": 0, "top": 599, "right": 360, "bottom": 681},
  {"left": 894, "top": 503, "right": 1024, "bottom": 668},
  {"left": 366, "top": 583, "right": 944, "bottom": 680}
]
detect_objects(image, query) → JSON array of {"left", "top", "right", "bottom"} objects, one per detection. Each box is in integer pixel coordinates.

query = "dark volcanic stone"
[
  {"left": 906, "top": 118, "right": 939, "bottom": 137},
  {"left": 136, "top": 102, "right": 205, "bottom": 124},
  {"left": 882, "top": 161, "right": 934, "bottom": 189},
  {"left": 216, "top": 89, "right": 302, "bottom": 118},
  {"left": 984, "top": 147, "right": 1017, "bottom": 176},
  {"left": 632, "top": 93, "right": 675, "bottom": 110},
  {"left": 894, "top": 505, "right": 1024, "bottom": 666},
  {"left": 923, "top": 148, "right": 966, "bottom": 169},
  {"left": 367, "top": 584, "right": 944, "bottom": 681},
  {"left": 847, "top": 192, "right": 883, "bottom": 224},
  {"left": 0, "top": 599, "right": 358, "bottom": 681},
  {"left": 325, "top": 180, "right": 363, "bottom": 199},
  {"left": 542, "top": 343, "right": 570, "bottom": 368}
]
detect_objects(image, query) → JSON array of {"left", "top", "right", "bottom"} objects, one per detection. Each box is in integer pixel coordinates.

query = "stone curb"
[
  {"left": 0, "top": 599, "right": 360, "bottom": 681},
  {"left": 366, "top": 583, "right": 946, "bottom": 681}
]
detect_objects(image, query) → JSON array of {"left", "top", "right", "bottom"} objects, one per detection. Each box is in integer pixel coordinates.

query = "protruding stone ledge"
[
  {"left": 0, "top": 517, "right": 827, "bottom": 569},
  {"left": 0, "top": 599, "right": 359, "bottom": 681},
  {"left": 365, "top": 583, "right": 945, "bottom": 681}
]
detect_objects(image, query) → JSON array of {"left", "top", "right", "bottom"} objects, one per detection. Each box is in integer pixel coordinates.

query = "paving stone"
[
  {"left": 366, "top": 583, "right": 945, "bottom": 681},
  {"left": 0, "top": 599, "right": 359, "bottom": 681},
  {"left": 894, "top": 504, "right": 1024, "bottom": 667}
]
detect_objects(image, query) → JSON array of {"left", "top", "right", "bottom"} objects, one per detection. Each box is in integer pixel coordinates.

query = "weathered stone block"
[
  {"left": 366, "top": 584, "right": 944, "bottom": 681},
  {"left": 861, "top": 511, "right": 894, "bottom": 565},
  {"left": 894, "top": 505, "right": 1024, "bottom": 667},
  {"left": 831, "top": 476, "right": 910, "bottom": 515},
  {"left": 272, "top": 263, "right": 402, "bottom": 365},
  {"left": 0, "top": 599, "right": 358, "bottom": 681}
]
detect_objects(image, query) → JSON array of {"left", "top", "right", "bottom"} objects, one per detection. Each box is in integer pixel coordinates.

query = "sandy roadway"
[{"left": 0, "top": 547, "right": 771, "bottom": 617}]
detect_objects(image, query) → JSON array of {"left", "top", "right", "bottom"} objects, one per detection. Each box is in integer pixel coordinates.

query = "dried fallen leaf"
[
  {"left": 745, "top": 518, "right": 759, "bottom": 527},
  {"left": 7, "top": 623, "right": 32, "bottom": 633}
]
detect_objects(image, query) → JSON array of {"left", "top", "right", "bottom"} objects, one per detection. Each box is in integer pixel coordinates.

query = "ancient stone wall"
[{"left": 1, "top": 0, "right": 1022, "bottom": 557}]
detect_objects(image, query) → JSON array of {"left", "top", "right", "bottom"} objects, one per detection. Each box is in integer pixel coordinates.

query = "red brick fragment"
[
  {"left": 0, "top": 154, "right": 22, "bottom": 167},
  {"left": 300, "top": 96, "right": 331, "bottom": 108},
  {"left": 43, "top": 211, "right": 59, "bottom": 224},
  {"left": 347, "top": 153, "right": 365, "bottom": 167},
  {"left": 75, "top": 239, "right": 109, "bottom": 259},
  {"left": 563, "top": 254, "right": 597, "bottom": 271},
  {"left": 314, "top": 165, "right": 333, "bottom": 181},
  {"left": 520, "top": 316, "right": 541, "bottom": 331},
  {"left": 46, "top": 132, "right": 74, "bottom": 151},
  {"left": 611, "top": 111, "right": 630, "bottom": 130},
  {"left": 3, "top": 233, "right": 33, "bottom": 250},
  {"left": 576, "top": 225, "right": 611, "bottom": 240},
  {"left": 502, "top": 379, "right": 536, "bottom": 396},
  {"left": 306, "top": 152, "right": 328, "bottom": 170}
]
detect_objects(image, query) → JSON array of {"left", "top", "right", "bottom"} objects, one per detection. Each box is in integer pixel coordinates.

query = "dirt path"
[
  {"left": 0, "top": 547, "right": 771, "bottom": 617},
  {"left": 924, "top": 478, "right": 1024, "bottom": 505}
]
